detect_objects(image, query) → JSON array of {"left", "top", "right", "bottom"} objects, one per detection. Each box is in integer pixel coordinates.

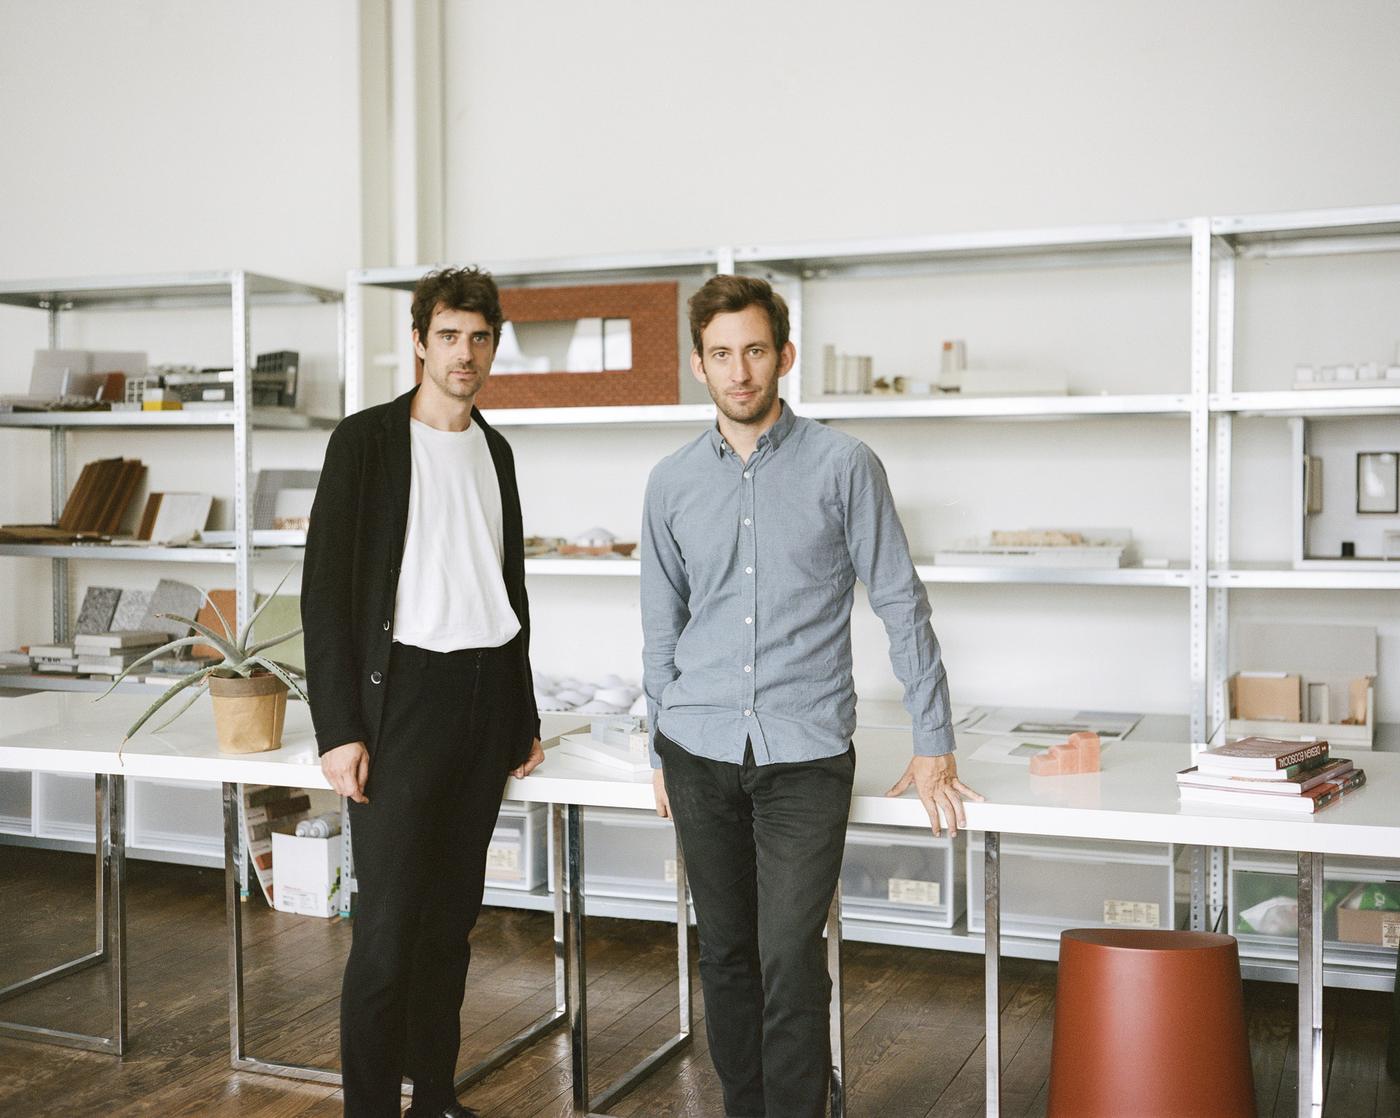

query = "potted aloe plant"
[{"left": 98, "top": 567, "right": 308, "bottom": 753}]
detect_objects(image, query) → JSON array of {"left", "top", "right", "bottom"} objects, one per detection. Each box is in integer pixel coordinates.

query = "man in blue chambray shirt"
[{"left": 641, "top": 274, "right": 983, "bottom": 1118}]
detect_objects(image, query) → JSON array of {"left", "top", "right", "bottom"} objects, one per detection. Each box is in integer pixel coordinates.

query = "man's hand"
[
  {"left": 512, "top": 738, "right": 545, "bottom": 779},
  {"left": 652, "top": 768, "right": 671, "bottom": 819},
  {"left": 322, "top": 741, "right": 370, "bottom": 804},
  {"left": 885, "top": 754, "right": 985, "bottom": 837}
]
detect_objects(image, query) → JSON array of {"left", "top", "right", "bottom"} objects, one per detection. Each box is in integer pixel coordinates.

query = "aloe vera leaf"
[
  {"left": 191, "top": 584, "right": 235, "bottom": 641},
  {"left": 151, "top": 680, "right": 210, "bottom": 733},
  {"left": 95, "top": 636, "right": 214, "bottom": 700},
  {"left": 243, "top": 627, "right": 303, "bottom": 658},
  {"left": 123, "top": 666, "right": 219, "bottom": 740},
  {"left": 237, "top": 565, "right": 296, "bottom": 648},
  {"left": 247, "top": 656, "right": 310, "bottom": 703},
  {"left": 157, "top": 613, "right": 240, "bottom": 663}
]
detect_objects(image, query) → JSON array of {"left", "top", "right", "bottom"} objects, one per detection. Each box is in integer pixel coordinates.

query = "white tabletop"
[{"left": 2, "top": 693, "right": 1396, "bottom": 859}]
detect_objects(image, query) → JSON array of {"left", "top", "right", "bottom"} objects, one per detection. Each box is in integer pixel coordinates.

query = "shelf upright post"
[
  {"left": 344, "top": 273, "right": 363, "bottom": 417},
  {"left": 231, "top": 272, "right": 253, "bottom": 636},
  {"left": 1188, "top": 217, "right": 1212, "bottom": 747},
  {"left": 45, "top": 301, "right": 71, "bottom": 641},
  {"left": 1188, "top": 218, "right": 1214, "bottom": 933},
  {"left": 1207, "top": 232, "right": 1238, "bottom": 927}
]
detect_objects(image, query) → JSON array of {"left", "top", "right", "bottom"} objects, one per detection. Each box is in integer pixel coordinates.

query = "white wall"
[
  {"left": 0, "top": 1, "right": 362, "bottom": 645},
  {"left": 3, "top": 0, "right": 1399, "bottom": 726}
]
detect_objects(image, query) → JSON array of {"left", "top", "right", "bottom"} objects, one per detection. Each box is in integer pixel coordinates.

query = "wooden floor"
[{"left": 0, "top": 847, "right": 1395, "bottom": 1117}]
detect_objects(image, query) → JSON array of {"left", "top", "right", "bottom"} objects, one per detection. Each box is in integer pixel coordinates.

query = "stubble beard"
[{"left": 707, "top": 377, "right": 780, "bottom": 426}]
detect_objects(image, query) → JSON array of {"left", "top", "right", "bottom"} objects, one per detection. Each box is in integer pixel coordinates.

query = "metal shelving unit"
[
  {"left": 0, "top": 271, "right": 341, "bottom": 865},
  {"left": 342, "top": 206, "right": 1397, "bottom": 989}
]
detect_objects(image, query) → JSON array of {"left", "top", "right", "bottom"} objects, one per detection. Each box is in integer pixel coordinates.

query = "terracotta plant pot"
[{"left": 208, "top": 673, "right": 287, "bottom": 754}]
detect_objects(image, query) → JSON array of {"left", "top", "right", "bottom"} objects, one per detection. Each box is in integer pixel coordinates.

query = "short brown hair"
[
  {"left": 687, "top": 274, "right": 790, "bottom": 354},
  {"left": 411, "top": 266, "right": 504, "bottom": 345}
]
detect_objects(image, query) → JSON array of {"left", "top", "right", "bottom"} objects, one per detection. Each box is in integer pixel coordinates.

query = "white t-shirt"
[{"left": 392, "top": 418, "right": 521, "bottom": 651}]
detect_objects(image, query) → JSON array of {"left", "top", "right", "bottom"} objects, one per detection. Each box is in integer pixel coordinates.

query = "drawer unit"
[
  {"left": 549, "top": 806, "right": 679, "bottom": 902},
  {"left": 840, "top": 825, "right": 962, "bottom": 928},
  {"left": 0, "top": 770, "right": 33, "bottom": 834},
  {"left": 968, "top": 834, "right": 1178, "bottom": 939},
  {"left": 129, "top": 777, "right": 221, "bottom": 858},
  {"left": 1229, "top": 848, "right": 1400, "bottom": 963},
  {"left": 485, "top": 802, "right": 547, "bottom": 891}
]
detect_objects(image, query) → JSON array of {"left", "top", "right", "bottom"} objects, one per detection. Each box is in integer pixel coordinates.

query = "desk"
[
  {"left": 5, "top": 694, "right": 1396, "bottom": 1118},
  {"left": 507, "top": 726, "right": 1400, "bottom": 1118},
  {"left": 0, "top": 693, "right": 577, "bottom": 1101}
]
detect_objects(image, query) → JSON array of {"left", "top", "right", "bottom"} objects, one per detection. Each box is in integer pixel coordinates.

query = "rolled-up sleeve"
[{"left": 841, "top": 444, "right": 955, "bottom": 756}]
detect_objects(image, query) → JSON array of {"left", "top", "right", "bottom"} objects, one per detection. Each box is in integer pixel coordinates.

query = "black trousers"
[
  {"left": 340, "top": 642, "right": 513, "bottom": 1118},
  {"left": 656, "top": 731, "right": 855, "bottom": 1118}
]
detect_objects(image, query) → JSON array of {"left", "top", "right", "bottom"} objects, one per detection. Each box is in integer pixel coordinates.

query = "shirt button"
[
  {"left": 743, "top": 517, "right": 752, "bottom": 526},
  {"left": 745, "top": 566, "right": 753, "bottom": 574},
  {"left": 743, "top": 471, "right": 751, "bottom": 479},
  {"left": 743, "top": 665, "right": 752, "bottom": 673},
  {"left": 744, "top": 709, "right": 752, "bottom": 717},
  {"left": 382, "top": 620, "right": 391, "bottom": 630},
  {"left": 745, "top": 616, "right": 753, "bottom": 625},
  {"left": 370, "top": 671, "right": 383, "bottom": 684}
]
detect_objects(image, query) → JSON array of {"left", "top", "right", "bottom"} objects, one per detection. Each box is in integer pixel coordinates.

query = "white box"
[
  {"left": 485, "top": 802, "right": 547, "bottom": 890},
  {"left": 272, "top": 831, "right": 343, "bottom": 918}
]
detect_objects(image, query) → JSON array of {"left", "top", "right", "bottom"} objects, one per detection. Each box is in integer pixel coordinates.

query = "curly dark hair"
[
  {"left": 411, "top": 267, "right": 504, "bottom": 345},
  {"left": 687, "top": 274, "right": 791, "bottom": 354}
]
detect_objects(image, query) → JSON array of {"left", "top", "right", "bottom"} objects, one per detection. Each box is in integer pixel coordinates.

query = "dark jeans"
[
  {"left": 656, "top": 731, "right": 855, "bottom": 1118},
  {"left": 340, "top": 642, "right": 513, "bottom": 1118}
]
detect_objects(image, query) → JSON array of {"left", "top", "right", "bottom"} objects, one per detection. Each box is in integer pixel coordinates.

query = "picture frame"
[
  {"left": 415, "top": 281, "right": 680, "bottom": 409},
  {"left": 1355, "top": 452, "right": 1398, "bottom": 514}
]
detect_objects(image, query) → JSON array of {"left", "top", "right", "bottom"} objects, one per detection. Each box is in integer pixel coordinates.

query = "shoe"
[{"left": 403, "top": 1103, "right": 481, "bottom": 1118}]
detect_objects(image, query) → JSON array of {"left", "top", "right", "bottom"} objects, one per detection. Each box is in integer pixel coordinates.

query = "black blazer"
[{"left": 300, "top": 385, "right": 539, "bottom": 766}]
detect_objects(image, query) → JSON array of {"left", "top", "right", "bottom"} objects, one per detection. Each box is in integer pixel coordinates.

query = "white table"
[
  {"left": 0, "top": 693, "right": 583, "bottom": 1102},
  {"left": 508, "top": 725, "right": 1400, "bottom": 1118},
  {"left": 4, "top": 693, "right": 1397, "bottom": 1118}
]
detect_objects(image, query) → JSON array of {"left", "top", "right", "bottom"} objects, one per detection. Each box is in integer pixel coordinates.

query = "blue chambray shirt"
[{"left": 641, "top": 402, "right": 955, "bottom": 768}]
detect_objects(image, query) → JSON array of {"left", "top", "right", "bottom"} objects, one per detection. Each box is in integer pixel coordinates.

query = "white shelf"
[
  {"left": 735, "top": 219, "right": 1193, "bottom": 276},
  {"left": 0, "top": 408, "right": 337, "bottom": 429},
  {"left": 0, "top": 271, "right": 340, "bottom": 310},
  {"left": 1211, "top": 389, "right": 1400, "bottom": 417},
  {"left": 1210, "top": 563, "right": 1400, "bottom": 590},
  {"left": 0, "top": 674, "right": 167, "bottom": 696},
  {"left": 525, "top": 556, "right": 641, "bottom": 577},
  {"left": 915, "top": 562, "right": 1190, "bottom": 587},
  {"left": 0, "top": 543, "right": 305, "bottom": 563},
  {"left": 353, "top": 249, "right": 719, "bottom": 291},
  {"left": 478, "top": 403, "right": 714, "bottom": 428},
  {"left": 524, "top": 556, "right": 1189, "bottom": 587},
  {"left": 795, "top": 394, "right": 1192, "bottom": 421}
]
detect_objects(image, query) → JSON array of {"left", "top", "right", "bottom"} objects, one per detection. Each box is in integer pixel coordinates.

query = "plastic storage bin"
[
  {"left": 968, "top": 834, "right": 1178, "bottom": 939},
  {"left": 1228, "top": 848, "right": 1400, "bottom": 965},
  {"left": 35, "top": 771, "right": 97, "bottom": 842},
  {"left": 0, "top": 770, "right": 33, "bottom": 834},
  {"left": 840, "top": 825, "right": 962, "bottom": 928},
  {"left": 129, "top": 777, "right": 221, "bottom": 858},
  {"left": 548, "top": 806, "right": 679, "bottom": 901},
  {"left": 485, "top": 802, "right": 547, "bottom": 890}
]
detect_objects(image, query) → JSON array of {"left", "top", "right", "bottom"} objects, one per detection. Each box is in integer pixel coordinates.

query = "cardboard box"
[
  {"left": 272, "top": 831, "right": 343, "bottom": 918},
  {"left": 1230, "top": 673, "right": 1302, "bottom": 722},
  {"left": 1335, "top": 884, "right": 1400, "bottom": 948}
]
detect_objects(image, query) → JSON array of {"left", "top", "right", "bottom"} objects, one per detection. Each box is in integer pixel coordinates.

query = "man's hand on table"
[
  {"left": 511, "top": 738, "right": 545, "bottom": 779},
  {"left": 322, "top": 741, "right": 370, "bottom": 804},
  {"left": 886, "top": 753, "right": 985, "bottom": 837}
]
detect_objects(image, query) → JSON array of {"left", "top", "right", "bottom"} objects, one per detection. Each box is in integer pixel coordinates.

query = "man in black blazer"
[{"left": 302, "top": 267, "right": 543, "bottom": 1118}]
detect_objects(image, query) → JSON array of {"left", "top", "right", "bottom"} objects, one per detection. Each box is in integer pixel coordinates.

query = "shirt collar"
[{"left": 708, "top": 400, "right": 796, "bottom": 459}]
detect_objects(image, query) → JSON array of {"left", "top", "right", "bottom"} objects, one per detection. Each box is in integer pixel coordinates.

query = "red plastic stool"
[{"left": 1047, "top": 929, "right": 1255, "bottom": 1118}]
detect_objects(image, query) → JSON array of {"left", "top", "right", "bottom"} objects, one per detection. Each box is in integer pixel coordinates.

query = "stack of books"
[
  {"left": 73, "top": 629, "right": 168, "bottom": 677},
  {"left": 1177, "top": 737, "right": 1366, "bottom": 814}
]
